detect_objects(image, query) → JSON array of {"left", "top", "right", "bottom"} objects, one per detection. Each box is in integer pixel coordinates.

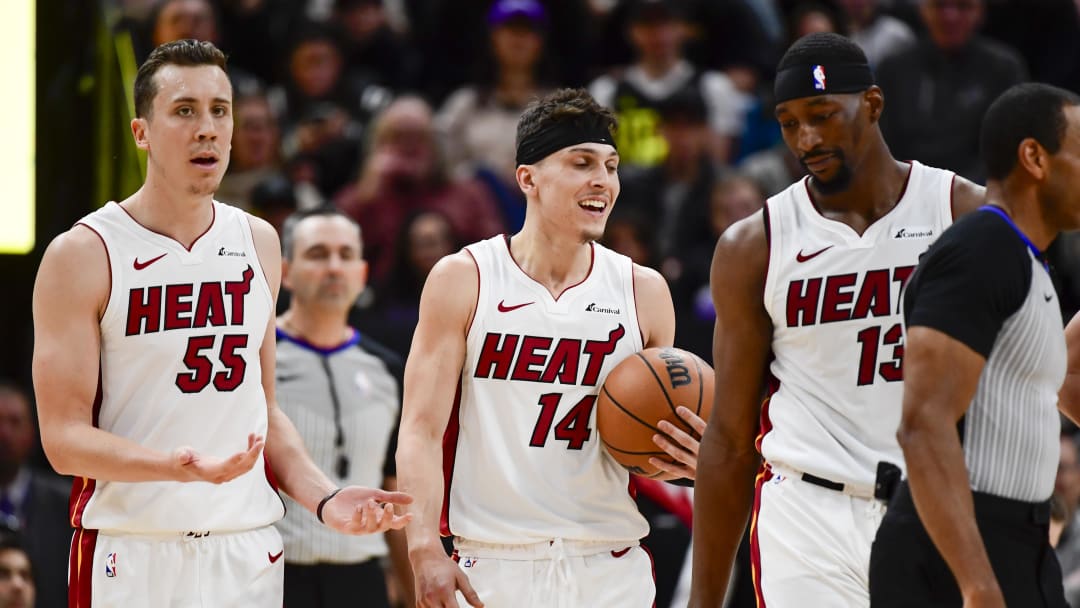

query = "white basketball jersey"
[
  {"left": 72, "top": 201, "right": 285, "bottom": 533},
  {"left": 760, "top": 161, "right": 955, "bottom": 487},
  {"left": 445, "top": 236, "right": 648, "bottom": 544}
]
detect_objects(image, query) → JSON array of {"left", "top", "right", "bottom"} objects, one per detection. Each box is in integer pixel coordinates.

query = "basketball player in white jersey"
[
  {"left": 397, "top": 88, "right": 704, "bottom": 608},
  {"left": 689, "top": 33, "right": 985, "bottom": 607},
  {"left": 31, "top": 40, "right": 411, "bottom": 607}
]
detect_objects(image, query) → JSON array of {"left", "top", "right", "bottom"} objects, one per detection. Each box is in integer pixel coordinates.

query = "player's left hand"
[
  {"left": 320, "top": 486, "right": 414, "bottom": 535},
  {"left": 649, "top": 405, "right": 706, "bottom": 480}
]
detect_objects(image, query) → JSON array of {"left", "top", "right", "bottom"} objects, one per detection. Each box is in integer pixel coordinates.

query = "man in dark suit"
[{"left": 0, "top": 382, "right": 70, "bottom": 608}]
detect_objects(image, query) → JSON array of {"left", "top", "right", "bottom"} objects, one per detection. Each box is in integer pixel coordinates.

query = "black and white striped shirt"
[
  {"left": 903, "top": 207, "right": 1066, "bottom": 502},
  {"left": 274, "top": 327, "right": 402, "bottom": 564}
]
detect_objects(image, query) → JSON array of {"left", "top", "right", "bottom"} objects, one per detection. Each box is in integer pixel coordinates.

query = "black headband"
[
  {"left": 774, "top": 62, "right": 874, "bottom": 104},
  {"left": 516, "top": 121, "right": 616, "bottom": 165}
]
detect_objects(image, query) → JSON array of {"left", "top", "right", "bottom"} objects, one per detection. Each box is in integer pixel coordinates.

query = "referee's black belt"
[{"left": 891, "top": 481, "right": 1050, "bottom": 526}]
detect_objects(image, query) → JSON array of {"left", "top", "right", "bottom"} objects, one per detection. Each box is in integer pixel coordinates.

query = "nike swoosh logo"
[
  {"left": 133, "top": 253, "right": 167, "bottom": 270},
  {"left": 268, "top": 550, "right": 283, "bottom": 564},
  {"left": 497, "top": 300, "right": 535, "bottom": 313},
  {"left": 1046, "top": 293, "right": 1055, "bottom": 302},
  {"left": 796, "top": 246, "right": 834, "bottom": 263},
  {"left": 611, "top": 547, "right": 632, "bottom": 558}
]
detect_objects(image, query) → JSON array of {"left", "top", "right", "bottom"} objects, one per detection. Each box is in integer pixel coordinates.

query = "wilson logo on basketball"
[
  {"left": 585, "top": 302, "right": 620, "bottom": 314},
  {"left": 657, "top": 349, "right": 693, "bottom": 387}
]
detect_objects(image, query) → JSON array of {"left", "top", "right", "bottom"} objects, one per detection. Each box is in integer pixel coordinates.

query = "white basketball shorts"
[
  {"left": 69, "top": 525, "right": 284, "bottom": 607},
  {"left": 751, "top": 464, "right": 887, "bottom": 608},
  {"left": 452, "top": 537, "right": 655, "bottom": 608}
]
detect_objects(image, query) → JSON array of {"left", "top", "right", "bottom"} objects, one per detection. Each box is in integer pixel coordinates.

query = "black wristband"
[{"left": 316, "top": 488, "right": 343, "bottom": 524}]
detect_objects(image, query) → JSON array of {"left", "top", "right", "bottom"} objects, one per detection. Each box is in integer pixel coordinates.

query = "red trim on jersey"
[
  {"left": 802, "top": 162, "right": 914, "bottom": 229},
  {"left": 639, "top": 543, "right": 658, "bottom": 608},
  {"left": 749, "top": 464, "right": 772, "bottom": 608},
  {"left": 244, "top": 214, "right": 273, "bottom": 300},
  {"left": 439, "top": 384, "right": 464, "bottom": 536},
  {"left": 631, "top": 258, "right": 646, "bottom": 347},
  {"left": 754, "top": 373, "right": 780, "bottom": 454},
  {"left": 69, "top": 378, "right": 103, "bottom": 528},
  {"left": 948, "top": 173, "right": 958, "bottom": 222},
  {"left": 263, "top": 452, "right": 281, "bottom": 492},
  {"left": 68, "top": 527, "right": 98, "bottom": 608},
  {"left": 464, "top": 248, "right": 480, "bottom": 338},
  {"left": 761, "top": 202, "right": 772, "bottom": 309},
  {"left": 503, "top": 235, "right": 595, "bottom": 301},
  {"left": 115, "top": 200, "right": 216, "bottom": 252},
  {"left": 75, "top": 223, "right": 113, "bottom": 321}
]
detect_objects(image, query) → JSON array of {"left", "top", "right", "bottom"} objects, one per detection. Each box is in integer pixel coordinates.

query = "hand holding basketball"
[
  {"left": 650, "top": 405, "right": 707, "bottom": 479},
  {"left": 596, "top": 347, "right": 714, "bottom": 480}
]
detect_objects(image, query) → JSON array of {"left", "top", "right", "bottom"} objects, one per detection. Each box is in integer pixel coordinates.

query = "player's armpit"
[
  {"left": 950, "top": 175, "right": 987, "bottom": 219},
  {"left": 632, "top": 263, "right": 675, "bottom": 348}
]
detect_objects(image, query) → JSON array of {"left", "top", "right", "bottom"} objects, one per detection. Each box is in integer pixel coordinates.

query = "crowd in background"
[{"left": 9, "top": 0, "right": 1080, "bottom": 606}]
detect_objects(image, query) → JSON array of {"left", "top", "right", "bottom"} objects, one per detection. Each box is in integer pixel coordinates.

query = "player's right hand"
[
  {"left": 171, "top": 433, "right": 264, "bottom": 484},
  {"left": 412, "top": 550, "right": 484, "bottom": 608}
]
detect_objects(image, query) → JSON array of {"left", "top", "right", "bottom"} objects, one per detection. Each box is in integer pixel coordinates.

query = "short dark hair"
[
  {"left": 981, "top": 83, "right": 1080, "bottom": 180},
  {"left": 134, "top": 39, "right": 227, "bottom": 118},
  {"left": 777, "top": 32, "right": 869, "bottom": 73},
  {"left": 280, "top": 206, "right": 362, "bottom": 260},
  {"left": 515, "top": 88, "right": 617, "bottom": 159}
]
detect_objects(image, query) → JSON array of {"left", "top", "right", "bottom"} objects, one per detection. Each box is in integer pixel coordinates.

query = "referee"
[
  {"left": 274, "top": 208, "right": 411, "bottom": 608},
  {"left": 869, "top": 83, "right": 1080, "bottom": 607}
]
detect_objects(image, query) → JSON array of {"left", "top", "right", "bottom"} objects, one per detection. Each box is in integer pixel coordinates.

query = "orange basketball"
[{"left": 597, "top": 347, "right": 714, "bottom": 479}]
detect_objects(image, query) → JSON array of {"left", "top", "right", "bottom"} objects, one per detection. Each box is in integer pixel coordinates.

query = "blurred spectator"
[
  {"left": 0, "top": 383, "right": 68, "bottom": 608},
  {"left": 598, "top": 0, "right": 779, "bottom": 96},
  {"left": 412, "top": 0, "right": 593, "bottom": 104},
  {"left": 0, "top": 536, "right": 34, "bottom": 608},
  {"left": 671, "top": 173, "right": 766, "bottom": 363},
  {"left": 602, "top": 210, "right": 658, "bottom": 270},
  {"left": 269, "top": 23, "right": 384, "bottom": 197},
  {"left": 980, "top": 0, "right": 1080, "bottom": 93},
  {"left": 615, "top": 88, "right": 718, "bottom": 272},
  {"left": 590, "top": 0, "right": 747, "bottom": 168},
  {"left": 787, "top": 1, "right": 846, "bottom": 40},
  {"left": 334, "top": 0, "right": 421, "bottom": 91},
  {"left": 436, "top": 0, "right": 556, "bottom": 231},
  {"left": 143, "top": 0, "right": 262, "bottom": 92},
  {"left": 251, "top": 174, "right": 301, "bottom": 235},
  {"left": 876, "top": 0, "right": 1027, "bottom": 182},
  {"left": 738, "top": 140, "right": 806, "bottom": 197},
  {"left": 150, "top": 0, "right": 219, "bottom": 49},
  {"left": 218, "top": 0, "right": 308, "bottom": 85},
  {"left": 355, "top": 210, "right": 462, "bottom": 359},
  {"left": 838, "top": 0, "right": 916, "bottom": 67},
  {"left": 217, "top": 90, "right": 282, "bottom": 210},
  {"left": 334, "top": 96, "right": 505, "bottom": 284},
  {"left": 270, "top": 22, "right": 390, "bottom": 136},
  {"left": 685, "top": 0, "right": 780, "bottom": 93}
]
